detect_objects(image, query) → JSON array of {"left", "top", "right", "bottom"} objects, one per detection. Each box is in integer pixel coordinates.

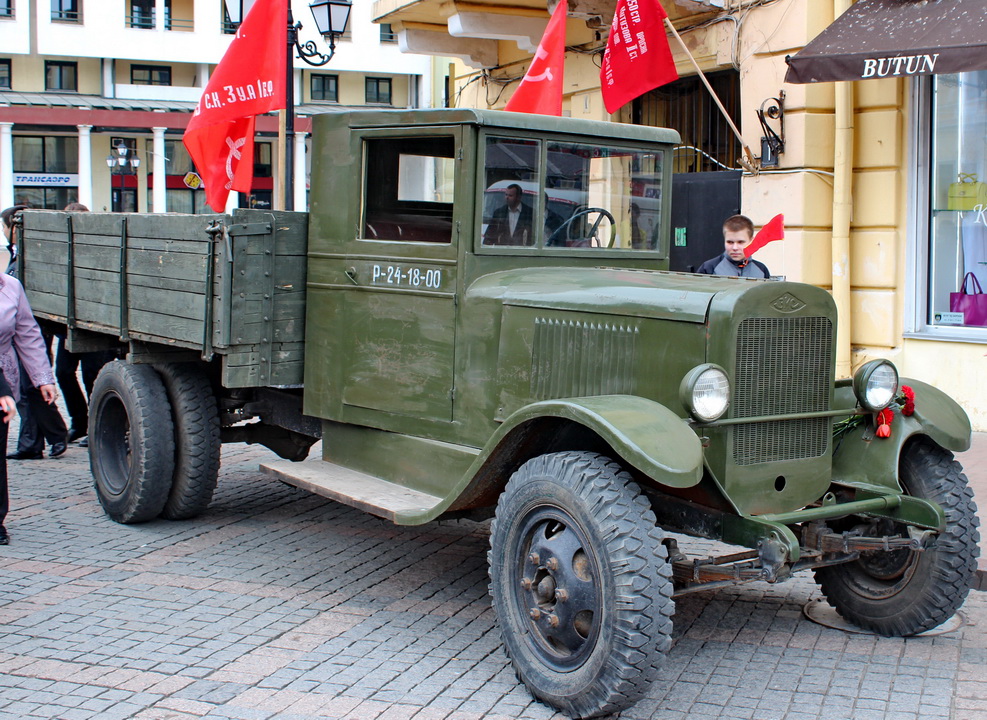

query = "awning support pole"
[{"left": 664, "top": 17, "right": 758, "bottom": 172}]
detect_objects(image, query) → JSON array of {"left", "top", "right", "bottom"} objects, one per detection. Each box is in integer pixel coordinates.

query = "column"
[
  {"left": 198, "top": 63, "right": 210, "bottom": 88},
  {"left": 152, "top": 126, "right": 167, "bottom": 213},
  {"left": 0, "top": 122, "right": 13, "bottom": 210},
  {"left": 76, "top": 124, "right": 93, "bottom": 208},
  {"left": 294, "top": 129, "right": 308, "bottom": 211}
]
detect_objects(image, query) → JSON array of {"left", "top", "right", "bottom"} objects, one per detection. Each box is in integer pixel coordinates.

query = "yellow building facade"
[{"left": 374, "top": 0, "right": 987, "bottom": 430}]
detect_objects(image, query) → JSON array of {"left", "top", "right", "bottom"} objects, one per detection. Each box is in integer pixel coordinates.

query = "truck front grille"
[{"left": 733, "top": 316, "right": 832, "bottom": 465}]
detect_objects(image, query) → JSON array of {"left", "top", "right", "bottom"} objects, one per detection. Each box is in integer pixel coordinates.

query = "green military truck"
[{"left": 19, "top": 109, "right": 980, "bottom": 719}]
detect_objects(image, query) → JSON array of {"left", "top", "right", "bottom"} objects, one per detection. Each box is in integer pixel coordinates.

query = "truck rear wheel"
[
  {"left": 814, "top": 436, "right": 980, "bottom": 635},
  {"left": 89, "top": 361, "right": 176, "bottom": 523},
  {"left": 155, "top": 364, "right": 221, "bottom": 520},
  {"left": 488, "top": 451, "right": 673, "bottom": 719}
]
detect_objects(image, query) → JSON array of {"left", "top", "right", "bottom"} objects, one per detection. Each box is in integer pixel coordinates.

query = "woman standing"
[{"left": 0, "top": 206, "right": 59, "bottom": 545}]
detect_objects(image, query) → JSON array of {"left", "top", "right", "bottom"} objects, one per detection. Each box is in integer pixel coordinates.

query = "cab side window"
[
  {"left": 363, "top": 136, "right": 455, "bottom": 243},
  {"left": 481, "top": 137, "right": 540, "bottom": 247}
]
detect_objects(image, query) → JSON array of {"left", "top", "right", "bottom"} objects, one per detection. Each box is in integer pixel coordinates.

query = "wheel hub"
[{"left": 514, "top": 509, "right": 602, "bottom": 670}]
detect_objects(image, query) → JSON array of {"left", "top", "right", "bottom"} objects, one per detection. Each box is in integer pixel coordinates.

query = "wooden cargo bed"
[{"left": 21, "top": 208, "right": 308, "bottom": 388}]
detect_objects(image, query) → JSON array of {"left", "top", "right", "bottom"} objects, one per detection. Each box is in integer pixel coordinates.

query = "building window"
[
  {"left": 0, "top": 59, "right": 10, "bottom": 89},
  {"left": 633, "top": 70, "right": 740, "bottom": 173},
  {"left": 14, "top": 135, "right": 78, "bottom": 173},
  {"left": 366, "top": 77, "right": 391, "bottom": 105},
  {"left": 51, "top": 0, "right": 80, "bottom": 22},
  {"left": 45, "top": 61, "right": 77, "bottom": 91},
  {"left": 0, "top": 1, "right": 13, "bottom": 19},
  {"left": 380, "top": 24, "right": 397, "bottom": 43},
  {"left": 131, "top": 64, "right": 171, "bottom": 86},
  {"left": 254, "top": 142, "right": 272, "bottom": 177},
  {"left": 13, "top": 135, "right": 79, "bottom": 209},
  {"left": 926, "top": 70, "right": 987, "bottom": 331},
  {"left": 311, "top": 74, "right": 337, "bottom": 102}
]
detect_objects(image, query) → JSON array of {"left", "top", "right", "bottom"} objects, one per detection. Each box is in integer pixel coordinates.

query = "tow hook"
[{"left": 757, "top": 536, "right": 789, "bottom": 582}]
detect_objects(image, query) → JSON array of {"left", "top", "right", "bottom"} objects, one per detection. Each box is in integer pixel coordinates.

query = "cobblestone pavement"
[{"left": 0, "top": 439, "right": 985, "bottom": 720}]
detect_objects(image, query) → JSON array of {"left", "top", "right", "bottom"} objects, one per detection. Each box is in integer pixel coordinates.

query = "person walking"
[
  {"left": 0, "top": 206, "right": 60, "bottom": 544},
  {"left": 54, "top": 203, "right": 112, "bottom": 447},
  {"left": 1, "top": 207, "right": 68, "bottom": 460}
]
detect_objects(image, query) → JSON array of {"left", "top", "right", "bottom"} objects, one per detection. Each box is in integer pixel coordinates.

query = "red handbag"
[{"left": 950, "top": 273, "right": 987, "bottom": 326}]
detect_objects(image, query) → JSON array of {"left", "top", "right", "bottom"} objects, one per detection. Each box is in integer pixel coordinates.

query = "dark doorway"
[{"left": 668, "top": 170, "right": 742, "bottom": 273}]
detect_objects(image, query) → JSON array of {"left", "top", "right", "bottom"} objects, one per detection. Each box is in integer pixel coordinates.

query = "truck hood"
[{"left": 466, "top": 267, "right": 767, "bottom": 323}]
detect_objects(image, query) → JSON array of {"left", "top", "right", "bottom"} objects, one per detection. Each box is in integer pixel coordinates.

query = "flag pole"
[{"left": 663, "top": 17, "right": 758, "bottom": 171}]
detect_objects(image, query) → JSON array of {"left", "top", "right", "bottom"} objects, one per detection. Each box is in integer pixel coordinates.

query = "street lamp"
[
  {"left": 105, "top": 142, "right": 141, "bottom": 213},
  {"left": 224, "top": 0, "right": 352, "bottom": 211}
]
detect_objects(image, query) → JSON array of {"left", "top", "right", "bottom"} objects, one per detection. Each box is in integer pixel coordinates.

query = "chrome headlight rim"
[
  {"left": 852, "top": 359, "right": 899, "bottom": 413},
  {"left": 680, "top": 363, "right": 731, "bottom": 423}
]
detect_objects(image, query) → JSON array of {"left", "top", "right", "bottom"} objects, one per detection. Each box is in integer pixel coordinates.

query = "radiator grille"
[
  {"left": 530, "top": 318, "right": 638, "bottom": 399},
  {"left": 733, "top": 316, "right": 832, "bottom": 465}
]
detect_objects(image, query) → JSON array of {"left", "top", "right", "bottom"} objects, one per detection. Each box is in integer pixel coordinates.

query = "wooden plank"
[{"left": 259, "top": 459, "right": 442, "bottom": 522}]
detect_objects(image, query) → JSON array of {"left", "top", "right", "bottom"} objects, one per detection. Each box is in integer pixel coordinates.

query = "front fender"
[
  {"left": 832, "top": 377, "right": 972, "bottom": 492},
  {"left": 493, "top": 395, "right": 704, "bottom": 488}
]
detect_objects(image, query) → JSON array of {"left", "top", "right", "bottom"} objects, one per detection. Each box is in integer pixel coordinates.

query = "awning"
[{"left": 785, "top": 0, "right": 987, "bottom": 84}]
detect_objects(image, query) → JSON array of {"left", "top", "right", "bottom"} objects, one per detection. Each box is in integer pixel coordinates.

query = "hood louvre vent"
[{"left": 530, "top": 317, "right": 639, "bottom": 400}]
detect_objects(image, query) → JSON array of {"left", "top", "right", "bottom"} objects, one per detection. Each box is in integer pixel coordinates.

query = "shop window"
[
  {"left": 13, "top": 135, "right": 78, "bottom": 173},
  {"left": 45, "top": 61, "right": 77, "bottom": 91},
  {"left": 13, "top": 187, "right": 75, "bottom": 209},
  {"left": 131, "top": 64, "right": 171, "bottom": 86},
  {"left": 366, "top": 77, "right": 391, "bottom": 105},
  {"left": 51, "top": 0, "right": 80, "bottom": 22},
  {"left": 0, "top": 59, "right": 10, "bottom": 89},
  {"left": 311, "top": 74, "right": 337, "bottom": 102},
  {"left": 927, "top": 70, "right": 987, "bottom": 330}
]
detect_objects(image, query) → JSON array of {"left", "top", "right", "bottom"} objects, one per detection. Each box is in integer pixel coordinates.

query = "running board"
[{"left": 260, "top": 458, "right": 443, "bottom": 524}]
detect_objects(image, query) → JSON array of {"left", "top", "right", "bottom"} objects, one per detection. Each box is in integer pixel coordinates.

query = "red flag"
[
  {"left": 183, "top": 0, "right": 286, "bottom": 212},
  {"left": 744, "top": 214, "right": 785, "bottom": 257},
  {"left": 504, "top": 0, "right": 567, "bottom": 116},
  {"left": 600, "top": 0, "right": 678, "bottom": 114}
]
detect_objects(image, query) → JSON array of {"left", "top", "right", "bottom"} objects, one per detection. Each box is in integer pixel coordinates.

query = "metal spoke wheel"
[{"left": 489, "top": 451, "right": 673, "bottom": 719}]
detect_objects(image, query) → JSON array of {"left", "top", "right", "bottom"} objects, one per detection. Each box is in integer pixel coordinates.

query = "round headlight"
[
  {"left": 680, "top": 364, "right": 731, "bottom": 422},
  {"left": 852, "top": 359, "right": 899, "bottom": 412}
]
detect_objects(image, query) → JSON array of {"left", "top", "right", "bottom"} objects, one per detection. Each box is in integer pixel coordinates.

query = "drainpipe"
[{"left": 832, "top": 0, "right": 854, "bottom": 379}]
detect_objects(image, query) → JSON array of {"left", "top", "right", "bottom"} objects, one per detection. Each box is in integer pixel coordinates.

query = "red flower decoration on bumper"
[
  {"left": 901, "top": 385, "right": 915, "bottom": 416},
  {"left": 875, "top": 407, "right": 894, "bottom": 438}
]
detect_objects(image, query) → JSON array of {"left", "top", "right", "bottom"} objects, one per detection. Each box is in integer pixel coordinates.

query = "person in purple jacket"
[{"left": 0, "top": 206, "right": 59, "bottom": 545}]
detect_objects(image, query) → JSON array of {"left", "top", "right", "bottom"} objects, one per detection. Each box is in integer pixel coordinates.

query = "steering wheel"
[{"left": 552, "top": 207, "right": 616, "bottom": 248}]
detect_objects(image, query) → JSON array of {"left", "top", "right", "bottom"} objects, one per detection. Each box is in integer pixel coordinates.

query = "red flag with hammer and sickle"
[
  {"left": 183, "top": 0, "right": 286, "bottom": 211},
  {"left": 504, "top": 0, "right": 568, "bottom": 116}
]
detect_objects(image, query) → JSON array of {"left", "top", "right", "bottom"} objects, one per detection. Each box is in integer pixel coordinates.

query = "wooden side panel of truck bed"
[{"left": 20, "top": 208, "right": 308, "bottom": 388}]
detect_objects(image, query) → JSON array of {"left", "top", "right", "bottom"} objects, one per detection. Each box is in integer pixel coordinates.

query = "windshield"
[{"left": 480, "top": 136, "right": 664, "bottom": 252}]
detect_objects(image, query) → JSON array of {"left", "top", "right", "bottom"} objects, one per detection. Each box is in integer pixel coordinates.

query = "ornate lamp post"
[
  {"left": 224, "top": 0, "right": 352, "bottom": 211},
  {"left": 105, "top": 142, "right": 141, "bottom": 212}
]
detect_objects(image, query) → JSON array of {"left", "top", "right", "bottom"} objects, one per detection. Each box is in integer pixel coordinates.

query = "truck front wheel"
[
  {"left": 89, "top": 361, "right": 176, "bottom": 524},
  {"left": 814, "top": 436, "right": 980, "bottom": 635},
  {"left": 488, "top": 451, "right": 673, "bottom": 719}
]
